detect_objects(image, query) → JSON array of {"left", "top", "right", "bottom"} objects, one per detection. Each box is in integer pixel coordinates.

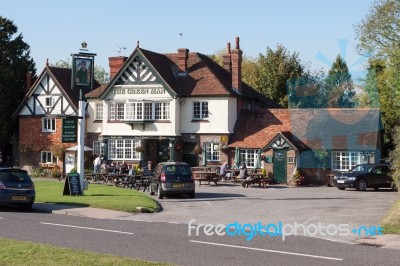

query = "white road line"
[
  {"left": 203, "top": 201, "right": 212, "bottom": 206},
  {"left": 40, "top": 222, "right": 134, "bottom": 235},
  {"left": 190, "top": 240, "right": 343, "bottom": 261},
  {"left": 0, "top": 217, "right": 3, "bottom": 219},
  {"left": 303, "top": 217, "right": 315, "bottom": 224}
]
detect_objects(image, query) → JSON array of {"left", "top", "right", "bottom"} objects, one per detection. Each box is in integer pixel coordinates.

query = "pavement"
[{"left": 34, "top": 202, "right": 400, "bottom": 250}]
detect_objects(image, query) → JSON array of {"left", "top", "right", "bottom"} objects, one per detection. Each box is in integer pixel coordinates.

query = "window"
[
  {"left": 332, "top": 151, "right": 371, "bottom": 171},
  {"left": 42, "top": 117, "right": 56, "bottom": 132},
  {"left": 108, "top": 139, "right": 141, "bottom": 160},
  {"left": 44, "top": 96, "right": 53, "bottom": 107},
  {"left": 109, "top": 101, "right": 169, "bottom": 121},
  {"left": 95, "top": 103, "right": 103, "bottom": 120},
  {"left": 93, "top": 141, "right": 104, "bottom": 156},
  {"left": 116, "top": 102, "right": 125, "bottom": 120},
  {"left": 41, "top": 151, "right": 56, "bottom": 163},
  {"left": 205, "top": 143, "right": 220, "bottom": 161},
  {"left": 193, "top": 102, "right": 208, "bottom": 120},
  {"left": 239, "top": 149, "right": 258, "bottom": 168}
]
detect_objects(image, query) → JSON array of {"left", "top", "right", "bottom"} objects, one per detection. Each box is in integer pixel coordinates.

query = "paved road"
[
  {"left": 0, "top": 209, "right": 400, "bottom": 266},
  {"left": 117, "top": 183, "right": 399, "bottom": 243}
]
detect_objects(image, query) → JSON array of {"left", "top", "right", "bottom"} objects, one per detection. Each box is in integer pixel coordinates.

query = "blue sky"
[{"left": 1, "top": 0, "right": 373, "bottom": 78}]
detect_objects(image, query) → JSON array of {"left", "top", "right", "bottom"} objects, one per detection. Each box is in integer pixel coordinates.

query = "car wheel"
[
  {"left": 356, "top": 180, "right": 367, "bottom": 191},
  {"left": 337, "top": 187, "right": 346, "bottom": 190},
  {"left": 157, "top": 185, "right": 164, "bottom": 199},
  {"left": 188, "top": 191, "right": 195, "bottom": 198},
  {"left": 149, "top": 184, "right": 155, "bottom": 195}
]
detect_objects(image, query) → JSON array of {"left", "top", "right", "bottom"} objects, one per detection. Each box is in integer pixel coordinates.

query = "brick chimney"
[
  {"left": 108, "top": 56, "right": 128, "bottom": 79},
  {"left": 177, "top": 48, "right": 189, "bottom": 73},
  {"left": 231, "top": 37, "right": 242, "bottom": 92},
  {"left": 222, "top": 42, "right": 231, "bottom": 72}
]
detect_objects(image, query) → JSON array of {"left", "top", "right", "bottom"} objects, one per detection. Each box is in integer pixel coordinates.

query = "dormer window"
[{"left": 44, "top": 96, "right": 53, "bottom": 107}]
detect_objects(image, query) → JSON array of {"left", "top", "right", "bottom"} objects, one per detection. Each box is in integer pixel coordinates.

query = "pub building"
[{"left": 13, "top": 37, "right": 383, "bottom": 185}]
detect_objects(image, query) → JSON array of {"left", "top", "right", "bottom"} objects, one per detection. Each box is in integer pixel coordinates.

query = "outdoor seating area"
[
  {"left": 191, "top": 166, "right": 272, "bottom": 188},
  {"left": 83, "top": 173, "right": 151, "bottom": 192}
]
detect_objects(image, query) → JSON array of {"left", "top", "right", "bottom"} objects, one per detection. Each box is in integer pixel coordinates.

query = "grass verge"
[
  {"left": 0, "top": 238, "right": 170, "bottom": 266},
  {"left": 34, "top": 179, "right": 158, "bottom": 213},
  {"left": 381, "top": 198, "right": 400, "bottom": 234}
]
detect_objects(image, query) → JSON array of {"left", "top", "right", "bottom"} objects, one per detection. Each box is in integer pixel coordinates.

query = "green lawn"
[
  {"left": 34, "top": 179, "right": 158, "bottom": 213},
  {"left": 0, "top": 238, "right": 171, "bottom": 266},
  {"left": 381, "top": 198, "right": 400, "bottom": 234}
]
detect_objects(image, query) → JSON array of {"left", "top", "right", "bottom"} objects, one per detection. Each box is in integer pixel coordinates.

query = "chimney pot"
[
  {"left": 222, "top": 42, "right": 232, "bottom": 72},
  {"left": 235, "top": 37, "right": 240, "bottom": 49}
]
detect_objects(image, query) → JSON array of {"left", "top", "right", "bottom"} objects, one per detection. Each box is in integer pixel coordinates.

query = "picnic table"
[{"left": 192, "top": 171, "right": 220, "bottom": 186}]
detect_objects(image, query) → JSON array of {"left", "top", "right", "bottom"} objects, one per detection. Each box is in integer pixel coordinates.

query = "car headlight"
[{"left": 347, "top": 176, "right": 357, "bottom": 181}]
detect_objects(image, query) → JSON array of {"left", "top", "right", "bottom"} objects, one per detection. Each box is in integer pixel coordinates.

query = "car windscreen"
[
  {"left": 0, "top": 170, "right": 32, "bottom": 182},
  {"left": 350, "top": 165, "right": 373, "bottom": 173},
  {"left": 163, "top": 165, "right": 192, "bottom": 180}
]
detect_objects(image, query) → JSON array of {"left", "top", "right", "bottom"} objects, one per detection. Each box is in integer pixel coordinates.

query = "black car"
[
  {"left": 333, "top": 163, "right": 396, "bottom": 191},
  {"left": 149, "top": 162, "right": 195, "bottom": 199},
  {"left": 0, "top": 168, "right": 35, "bottom": 210}
]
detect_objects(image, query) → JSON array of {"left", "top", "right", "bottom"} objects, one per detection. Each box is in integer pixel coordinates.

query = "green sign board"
[{"left": 62, "top": 119, "right": 77, "bottom": 143}]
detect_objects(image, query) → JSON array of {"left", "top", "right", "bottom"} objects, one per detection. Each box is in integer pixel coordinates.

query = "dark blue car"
[{"left": 0, "top": 168, "right": 35, "bottom": 210}]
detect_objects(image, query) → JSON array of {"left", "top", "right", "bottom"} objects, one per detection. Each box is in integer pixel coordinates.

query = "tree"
[
  {"left": 355, "top": 0, "right": 400, "bottom": 64},
  {"left": 324, "top": 55, "right": 355, "bottom": 108},
  {"left": 0, "top": 16, "right": 36, "bottom": 163},
  {"left": 255, "top": 44, "right": 304, "bottom": 107},
  {"left": 52, "top": 59, "right": 108, "bottom": 84},
  {"left": 355, "top": 0, "right": 400, "bottom": 154}
]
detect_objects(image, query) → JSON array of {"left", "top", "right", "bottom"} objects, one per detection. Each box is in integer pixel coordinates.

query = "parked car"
[
  {"left": 0, "top": 168, "right": 35, "bottom": 210},
  {"left": 149, "top": 162, "right": 195, "bottom": 199},
  {"left": 332, "top": 163, "right": 397, "bottom": 191}
]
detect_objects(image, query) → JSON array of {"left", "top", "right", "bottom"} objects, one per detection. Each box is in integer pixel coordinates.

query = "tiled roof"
[
  {"left": 229, "top": 109, "right": 291, "bottom": 149},
  {"left": 91, "top": 47, "right": 280, "bottom": 108},
  {"left": 229, "top": 108, "right": 381, "bottom": 150}
]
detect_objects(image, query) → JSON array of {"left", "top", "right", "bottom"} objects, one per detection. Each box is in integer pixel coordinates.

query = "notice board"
[{"left": 63, "top": 173, "right": 82, "bottom": 196}]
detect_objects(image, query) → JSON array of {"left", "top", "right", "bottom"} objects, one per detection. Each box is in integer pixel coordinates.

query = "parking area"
[{"left": 118, "top": 183, "right": 399, "bottom": 243}]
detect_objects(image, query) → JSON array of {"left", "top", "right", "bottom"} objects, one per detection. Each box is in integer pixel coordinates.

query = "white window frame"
[
  {"left": 331, "top": 151, "right": 371, "bottom": 171},
  {"left": 42, "top": 117, "right": 56, "bottom": 132},
  {"left": 93, "top": 141, "right": 104, "bottom": 156},
  {"left": 239, "top": 149, "right": 258, "bottom": 168},
  {"left": 109, "top": 101, "right": 169, "bottom": 121},
  {"left": 41, "top": 151, "right": 56, "bottom": 163},
  {"left": 95, "top": 102, "right": 103, "bottom": 120},
  {"left": 205, "top": 142, "right": 220, "bottom": 162},
  {"left": 44, "top": 96, "right": 53, "bottom": 107},
  {"left": 108, "top": 139, "right": 141, "bottom": 160},
  {"left": 193, "top": 101, "right": 208, "bottom": 120}
]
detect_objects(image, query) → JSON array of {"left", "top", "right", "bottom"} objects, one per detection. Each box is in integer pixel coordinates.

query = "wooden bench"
[
  {"left": 241, "top": 177, "right": 272, "bottom": 188},
  {"left": 193, "top": 171, "right": 220, "bottom": 186}
]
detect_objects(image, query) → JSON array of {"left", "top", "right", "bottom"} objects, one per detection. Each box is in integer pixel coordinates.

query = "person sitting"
[
  {"left": 239, "top": 163, "right": 248, "bottom": 179},
  {"left": 220, "top": 162, "right": 232, "bottom": 181},
  {"left": 128, "top": 165, "right": 135, "bottom": 176}
]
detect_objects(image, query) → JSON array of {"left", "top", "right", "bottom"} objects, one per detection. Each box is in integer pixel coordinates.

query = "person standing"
[
  {"left": 75, "top": 60, "right": 90, "bottom": 85},
  {"left": 93, "top": 155, "right": 101, "bottom": 174}
]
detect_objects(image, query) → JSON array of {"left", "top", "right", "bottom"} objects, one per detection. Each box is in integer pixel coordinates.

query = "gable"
[
  {"left": 17, "top": 68, "right": 78, "bottom": 117},
  {"left": 115, "top": 56, "right": 158, "bottom": 85}
]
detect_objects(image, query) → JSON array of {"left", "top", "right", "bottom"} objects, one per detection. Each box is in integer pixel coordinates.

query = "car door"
[{"left": 369, "top": 165, "right": 390, "bottom": 187}]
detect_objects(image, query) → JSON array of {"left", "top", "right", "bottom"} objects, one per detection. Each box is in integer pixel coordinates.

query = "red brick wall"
[{"left": 19, "top": 117, "right": 76, "bottom": 173}]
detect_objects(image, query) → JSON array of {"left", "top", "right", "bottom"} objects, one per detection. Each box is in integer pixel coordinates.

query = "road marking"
[
  {"left": 190, "top": 240, "right": 343, "bottom": 261},
  {"left": 303, "top": 217, "right": 315, "bottom": 224},
  {"left": 0, "top": 217, "right": 3, "bottom": 220},
  {"left": 40, "top": 222, "right": 134, "bottom": 235},
  {"left": 203, "top": 201, "right": 212, "bottom": 206}
]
